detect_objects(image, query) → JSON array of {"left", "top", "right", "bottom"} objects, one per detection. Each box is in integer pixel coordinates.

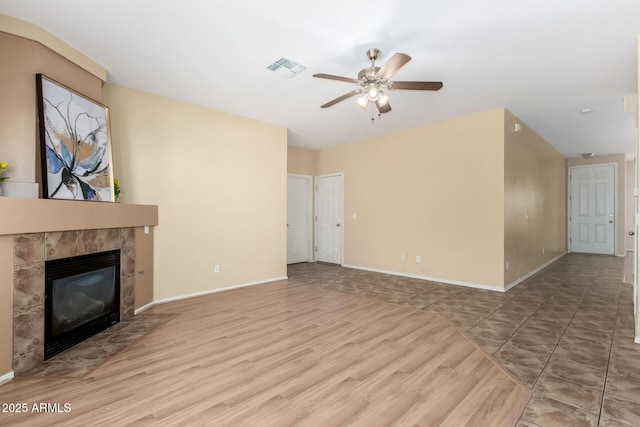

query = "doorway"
[
  {"left": 287, "top": 174, "right": 312, "bottom": 264},
  {"left": 315, "top": 173, "right": 343, "bottom": 264},
  {"left": 569, "top": 164, "right": 616, "bottom": 255}
]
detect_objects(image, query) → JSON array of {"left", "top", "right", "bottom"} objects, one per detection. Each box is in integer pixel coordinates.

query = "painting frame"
[{"left": 36, "top": 74, "right": 115, "bottom": 202}]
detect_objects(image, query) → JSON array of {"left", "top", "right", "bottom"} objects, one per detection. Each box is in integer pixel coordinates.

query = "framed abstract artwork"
[{"left": 36, "top": 74, "right": 115, "bottom": 202}]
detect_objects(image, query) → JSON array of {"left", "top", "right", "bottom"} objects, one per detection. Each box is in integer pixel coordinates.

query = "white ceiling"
[{"left": 2, "top": 0, "right": 639, "bottom": 156}]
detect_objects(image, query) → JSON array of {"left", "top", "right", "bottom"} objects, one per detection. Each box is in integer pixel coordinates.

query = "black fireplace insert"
[{"left": 45, "top": 249, "right": 120, "bottom": 359}]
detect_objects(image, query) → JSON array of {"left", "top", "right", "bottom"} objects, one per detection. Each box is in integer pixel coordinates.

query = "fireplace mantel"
[{"left": 0, "top": 198, "right": 158, "bottom": 235}]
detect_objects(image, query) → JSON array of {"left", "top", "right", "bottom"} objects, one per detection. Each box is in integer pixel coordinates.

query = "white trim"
[
  {"left": 314, "top": 172, "right": 344, "bottom": 178},
  {"left": 342, "top": 264, "right": 506, "bottom": 292},
  {"left": 344, "top": 254, "right": 566, "bottom": 293},
  {"left": 504, "top": 252, "right": 566, "bottom": 291},
  {"left": 568, "top": 163, "right": 618, "bottom": 255},
  {"left": 287, "top": 174, "right": 314, "bottom": 263},
  {"left": 0, "top": 371, "right": 14, "bottom": 384},
  {"left": 140, "top": 276, "right": 288, "bottom": 309},
  {"left": 134, "top": 301, "right": 155, "bottom": 315}
]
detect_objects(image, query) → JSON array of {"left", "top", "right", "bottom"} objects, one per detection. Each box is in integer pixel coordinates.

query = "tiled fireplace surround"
[{"left": 12, "top": 228, "right": 136, "bottom": 374}]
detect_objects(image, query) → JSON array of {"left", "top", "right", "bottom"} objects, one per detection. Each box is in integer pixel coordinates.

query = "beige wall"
[
  {"left": 287, "top": 146, "right": 316, "bottom": 176},
  {"left": 0, "top": 31, "right": 104, "bottom": 184},
  {"left": 315, "top": 108, "right": 506, "bottom": 289},
  {"left": 103, "top": 85, "right": 288, "bottom": 301},
  {"left": 504, "top": 110, "right": 567, "bottom": 285},
  {"left": 567, "top": 154, "right": 627, "bottom": 256}
]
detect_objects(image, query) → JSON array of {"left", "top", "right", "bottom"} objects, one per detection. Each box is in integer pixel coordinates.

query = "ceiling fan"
[{"left": 313, "top": 48, "right": 443, "bottom": 114}]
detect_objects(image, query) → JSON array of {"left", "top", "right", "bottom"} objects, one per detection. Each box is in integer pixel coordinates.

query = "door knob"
[
  {"left": 336, "top": 223, "right": 341, "bottom": 227},
  {"left": 629, "top": 231, "right": 635, "bottom": 236}
]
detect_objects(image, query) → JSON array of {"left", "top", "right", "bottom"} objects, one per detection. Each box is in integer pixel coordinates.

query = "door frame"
[
  {"left": 567, "top": 162, "right": 618, "bottom": 255},
  {"left": 314, "top": 172, "right": 344, "bottom": 265},
  {"left": 634, "top": 134, "right": 638, "bottom": 328},
  {"left": 287, "top": 173, "right": 314, "bottom": 263}
]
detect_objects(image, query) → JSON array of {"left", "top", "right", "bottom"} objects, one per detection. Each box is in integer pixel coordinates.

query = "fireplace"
[{"left": 45, "top": 249, "right": 121, "bottom": 359}]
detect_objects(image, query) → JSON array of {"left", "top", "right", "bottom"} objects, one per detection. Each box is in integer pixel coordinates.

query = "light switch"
[{"left": 144, "top": 226, "right": 149, "bottom": 234}]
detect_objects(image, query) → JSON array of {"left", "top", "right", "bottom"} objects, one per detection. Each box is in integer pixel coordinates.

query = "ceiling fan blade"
[
  {"left": 313, "top": 73, "right": 359, "bottom": 84},
  {"left": 320, "top": 90, "right": 363, "bottom": 108},
  {"left": 376, "top": 53, "right": 411, "bottom": 81},
  {"left": 388, "top": 81, "right": 443, "bottom": 91},
  {"left": 375, "top": 100, "right": 392, "bottom": 114}
]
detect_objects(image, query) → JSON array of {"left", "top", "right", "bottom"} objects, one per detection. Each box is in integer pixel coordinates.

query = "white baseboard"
[
  {"left": 341, "top": 264, "right": 505, "bottom": 292},
  {"left": 504, "top": 252, "right": 566, "bottom": 292},
  {"left": 134, "top": 301, "right": 155, "bottom": 315},
  {"left": 343, "top": 253, "right": 566, "bottom": 293},
  {"left": 0, "top": 371, "right": 14, "bottom": 384},
  {"left": 139, "top": 276, "right": 288, "bottom": 311}
]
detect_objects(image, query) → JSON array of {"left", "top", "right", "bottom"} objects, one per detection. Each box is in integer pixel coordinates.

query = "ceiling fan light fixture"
[
  {"left": 357, "top": 94, "right": 369, "bottom": 109},
  {"left": 378, "top": 91, "right": 389, "bottom": 106},
  {"left": 367, "top": 84, "right": 379, "bottom": 101}
]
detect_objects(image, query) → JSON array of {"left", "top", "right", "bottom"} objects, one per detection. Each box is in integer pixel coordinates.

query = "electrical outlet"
[
  {"left": 401, "top": 254, "right": 406, "bottom": 261},
  {"left": 214, "top": 264, "right": 220, "bottom": 273},
  {"left": 506, "top": 261, "right": 509, "bottom": 271},
  {"left": 542, "top": 247, "right": 545, "bottom": 254},
  {"left": 416, "top": 256, "right": 421, "bottom": 263}
]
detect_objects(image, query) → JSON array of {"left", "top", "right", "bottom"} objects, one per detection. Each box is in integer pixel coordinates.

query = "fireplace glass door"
[{"left": 45, "top": 250, "right": 120, "bottom": 359}]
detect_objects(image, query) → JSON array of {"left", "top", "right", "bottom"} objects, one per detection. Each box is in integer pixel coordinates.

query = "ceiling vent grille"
[{"left": 266, "top": 57, "right": 306, "bottom": 78}]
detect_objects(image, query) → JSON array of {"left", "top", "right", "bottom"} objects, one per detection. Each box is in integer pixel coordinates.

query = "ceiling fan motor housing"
[{"left": 358, "top": 67, "right": 382, "bottom": 86}]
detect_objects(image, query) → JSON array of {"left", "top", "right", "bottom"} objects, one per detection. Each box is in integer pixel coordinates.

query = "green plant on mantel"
[
  {"left": 114, "top": 178, "right": 121, "bottom": 202},
  {"left": 0, "top": 162, "right": 9, "bottom": 182}
]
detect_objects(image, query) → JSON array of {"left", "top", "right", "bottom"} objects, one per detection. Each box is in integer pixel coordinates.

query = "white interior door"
[
  {"left": 287, "top": 175, "right": 311, "bottom": 264},
  {"left": 315, "top": 174, "right": 343, "bottom": 264},
  {"left": 569, "top": 164, "right": 615, "bottom": 255}
]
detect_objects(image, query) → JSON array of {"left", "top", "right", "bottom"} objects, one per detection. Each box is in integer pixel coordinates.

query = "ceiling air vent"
[{"left": 266, "top": 57, "right": 306, "bottom": 78}]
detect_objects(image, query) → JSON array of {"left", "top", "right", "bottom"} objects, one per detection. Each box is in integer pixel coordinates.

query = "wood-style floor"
[{"left": 0, "top": 277, "right": 530, "bottom": 426}]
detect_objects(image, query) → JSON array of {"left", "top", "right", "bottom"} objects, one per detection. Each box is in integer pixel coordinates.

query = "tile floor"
[
  {"left": 288, "top": 254, "right": 640, "bottom": 427},
  {"left": 20, "top": 313, "right": 174, "bottom": 378}
]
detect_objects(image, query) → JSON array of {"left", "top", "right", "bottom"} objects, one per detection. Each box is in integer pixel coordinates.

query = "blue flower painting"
[{"left": 37, "top": 75, "right": 114, "bottom": 201}]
